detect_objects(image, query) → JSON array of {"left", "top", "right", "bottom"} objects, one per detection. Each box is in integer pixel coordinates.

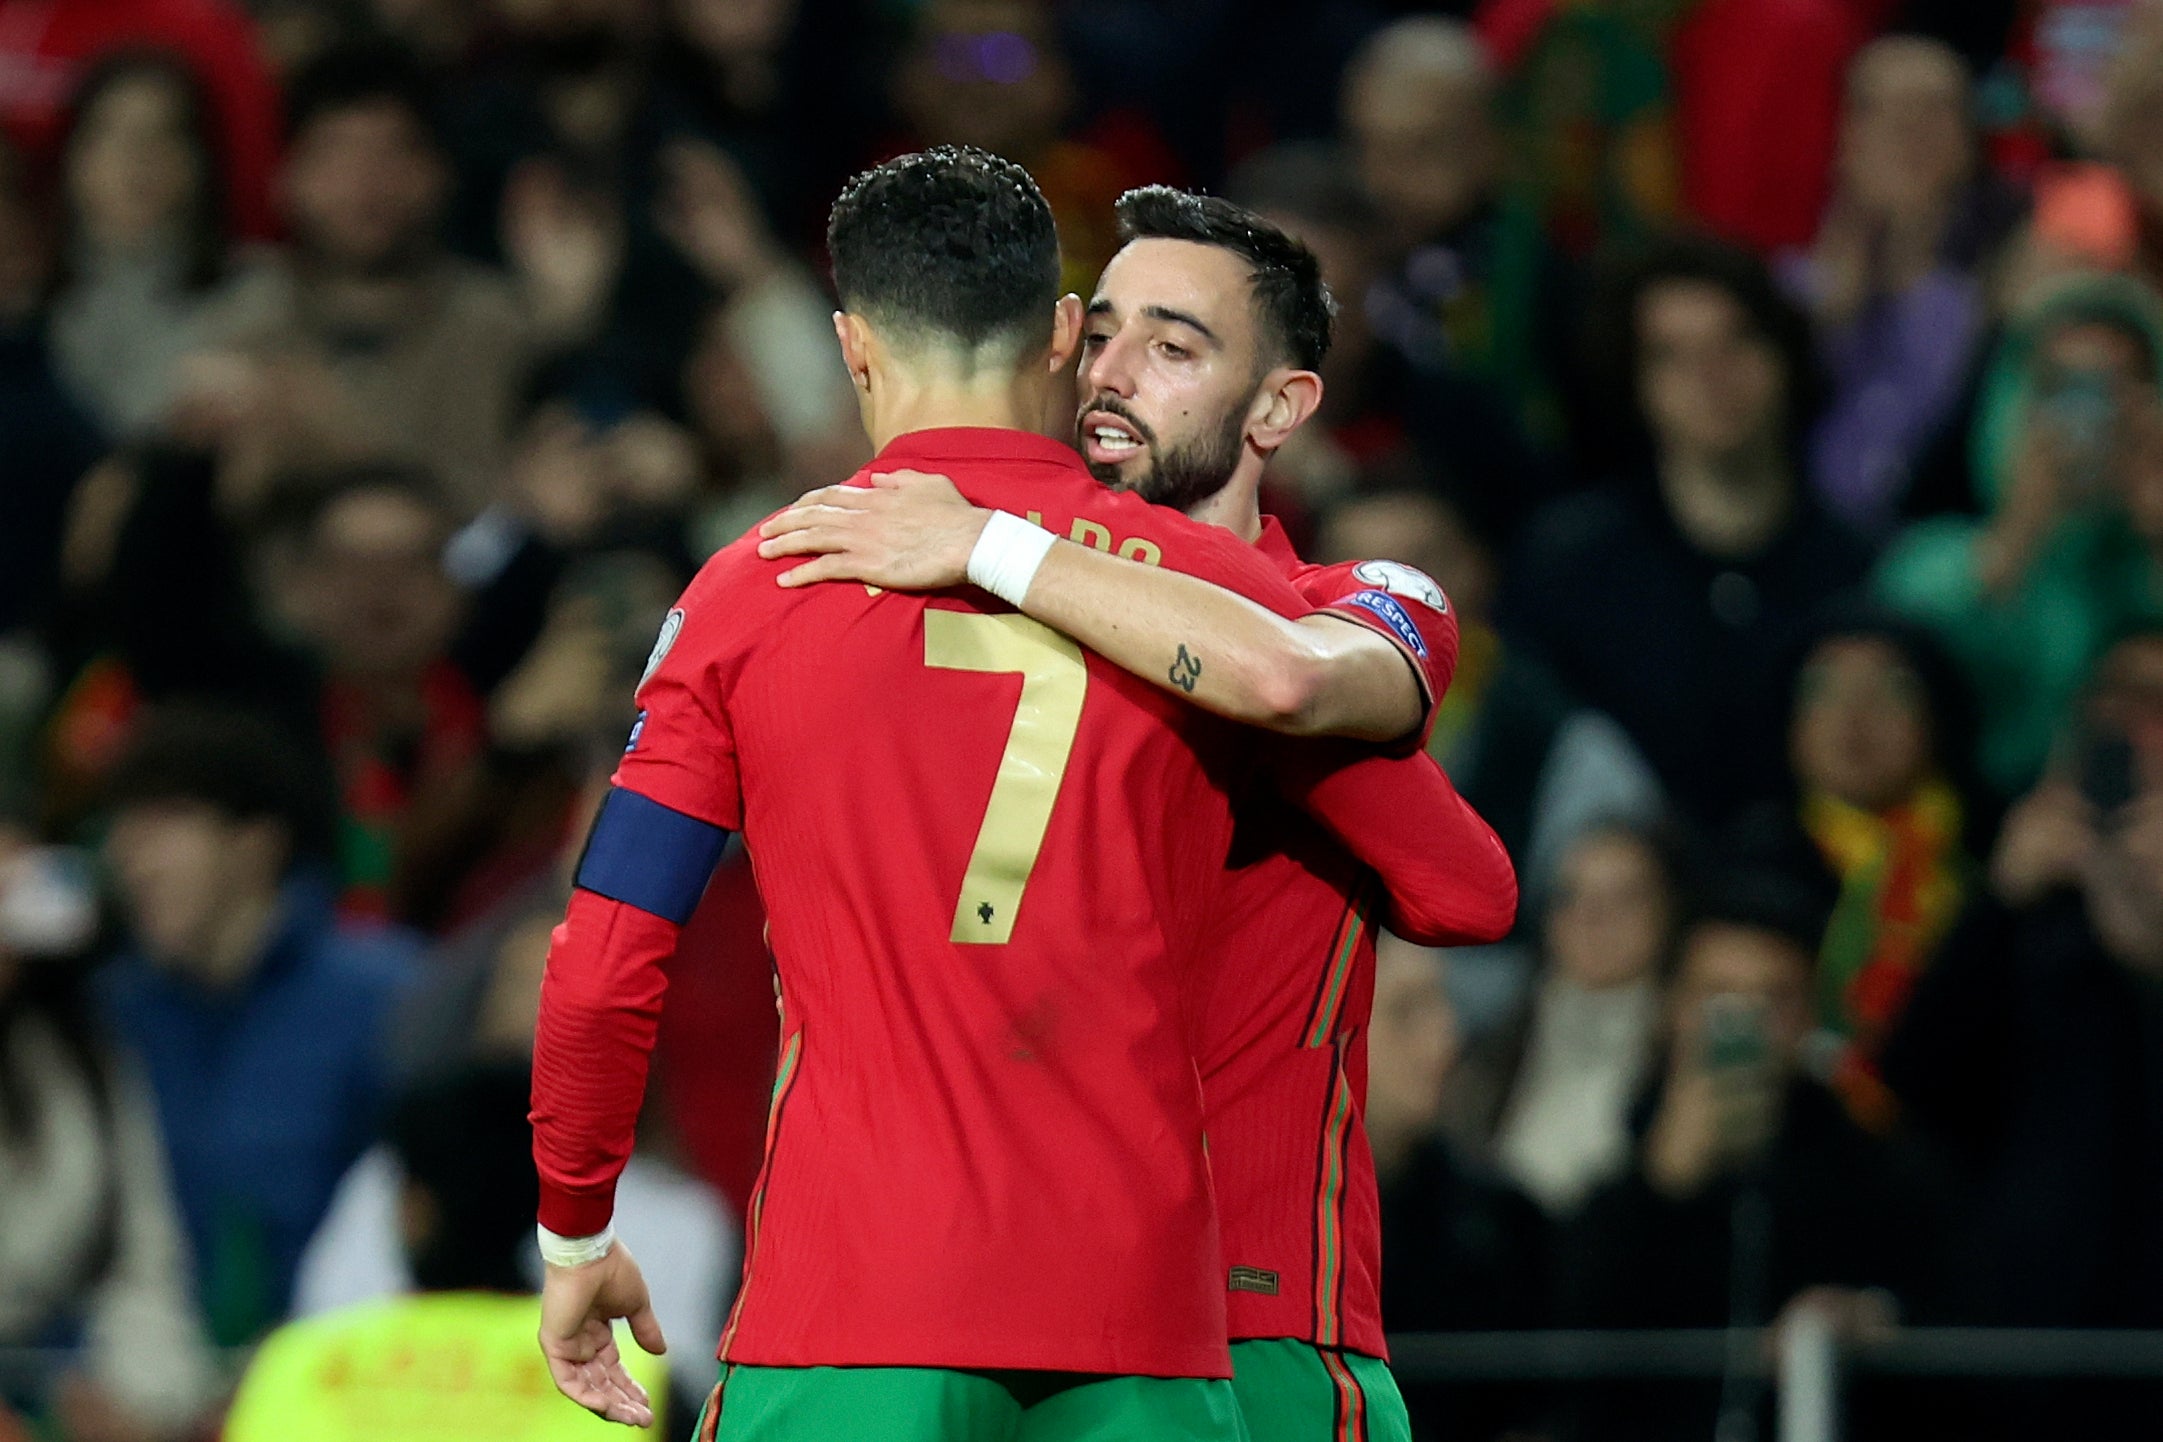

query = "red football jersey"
[
  {"left": 533, "top": 428, "right": 1333, "bottom": 1379},
  {"left": 1201, "top": 520, "right": 1517, "bottom": 1358}
]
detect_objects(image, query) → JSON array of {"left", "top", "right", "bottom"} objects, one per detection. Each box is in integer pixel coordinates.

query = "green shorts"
[
  {"left": 695, "top": 1363, "right": 1248, "bottom": 1442},
  {"left": 1228, "top": 1340, "right": 1410, "bottom": 1442}
]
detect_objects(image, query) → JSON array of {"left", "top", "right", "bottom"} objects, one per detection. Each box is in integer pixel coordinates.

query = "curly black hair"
[
  {"left": 1112, "top": 185, "right": 1336, "bottom": 374},
  {"left": 826, "top": 145, "right": 1060, "bottom": 354}
]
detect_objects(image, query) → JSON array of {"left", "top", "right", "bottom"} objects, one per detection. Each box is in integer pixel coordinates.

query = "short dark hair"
[
  {"left": 105, "top": 702, "right": 340, "bottom": 865},
  {"left": 1113, "top": 185, "right": 1336, "bottom": 373},
  {"left": 284, "top": 38, "right": 442, "bottom": 149},
  {"left": 826, "top": 146, "right": 1060, "bottom": 355},
  {"left": 1687, "top": 866, "right": 1833, "bottom": 963},
  {"left": 1580, "top": 232, "right": 1825, "bottom": 469},
  {"left": 389, "top": 1062, "right": 538, "bottom": 1293},
  {"left": 259, "top": 460, "right": 453, "bottom": 548}
]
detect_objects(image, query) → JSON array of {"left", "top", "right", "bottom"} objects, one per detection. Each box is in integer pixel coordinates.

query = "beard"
[{"left": 1078, "top": 395, "right": 1248, "bottom": 514}]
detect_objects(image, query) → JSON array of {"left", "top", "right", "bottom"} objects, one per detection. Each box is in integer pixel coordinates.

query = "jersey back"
[{"left": 619, "top": 428, "right": 1313, "bottom": 1379}]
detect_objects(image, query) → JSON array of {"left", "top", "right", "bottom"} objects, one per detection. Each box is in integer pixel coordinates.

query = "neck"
[
  {"left": 188, "top": 886, "right": 283, "bottom": 990},
  {"left": 864, "top": 370, "right": 1046, "bottom": 453},
  {"left": 1657, "top": 437, "right": 1793, "bottom": 559},
  {"left": 1183, "top": 459, "right": 1267, "bottom": 543}
]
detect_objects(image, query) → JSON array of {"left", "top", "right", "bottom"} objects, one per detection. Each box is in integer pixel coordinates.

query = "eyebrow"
[
  {"left": 1142, "top": 305, "right": 1220, "bottom": 345},
  {"left": 1082, "top": 297, "right": 1221, "bottom": 347}
]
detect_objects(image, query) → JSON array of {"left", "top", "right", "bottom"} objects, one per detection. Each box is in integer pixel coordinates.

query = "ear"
[
  {"left": 834, "top": 311, "right": 873, "bottom": 393},
  {"left": 1245, "top": 368, "right": 1325, "bottom": 454},
  {"left": 1048, "top": 293, "right": 1084, "bottom": 373}
]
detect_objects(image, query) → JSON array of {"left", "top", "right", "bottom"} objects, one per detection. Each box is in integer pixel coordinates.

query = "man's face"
[
  {"left": 1790, "top": 636, "right": 1935, "bottom": 814},
  {"left": 1345, "top": 66, "right": 1497, "bottom": 251},
  {"left": 105, "top": 802, "right": 279, "bottom": 975},
  {"left": 1075, "top": 238, "right": 1263, "bottom": 511},
  {"left": 1668, "top": 922, "right": 1814, "bottom": 1073},
  {"left": 1636, "top": 280, "right": 1787, "bottom": 464},
  {"left": 282, "top": 101, "right": 447, "bottom": 275},
  {"left": 286, "top": 488, "right": 462, "bottom": 681}
]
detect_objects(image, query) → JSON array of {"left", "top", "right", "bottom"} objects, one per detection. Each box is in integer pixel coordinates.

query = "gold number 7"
[{"left": 924, "top": 610, "right": 1089, "bottom": 944}]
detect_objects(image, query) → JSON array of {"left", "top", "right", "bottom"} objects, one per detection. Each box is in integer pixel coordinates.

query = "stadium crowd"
[{"left": 2, "top": 0, "right": 2162, "bottom": 1438}]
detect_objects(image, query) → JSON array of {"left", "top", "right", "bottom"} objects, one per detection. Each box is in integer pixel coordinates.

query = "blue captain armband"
[{"left": 574, "top": 787, "right": 734, "bottom": 925}]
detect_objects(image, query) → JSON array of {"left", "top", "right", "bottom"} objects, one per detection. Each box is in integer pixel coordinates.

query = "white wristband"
[
  {"left": 537, "top": 1220, "right": 616, "bottom": 1268},
  {"left": 966, "top": 510, "right": 1057, "bottom": 607}
]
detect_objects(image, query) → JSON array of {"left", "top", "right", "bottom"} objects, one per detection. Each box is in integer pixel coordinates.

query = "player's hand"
[
  {"left": 539, "top": 1241, "right": 667, "bottom": 1428},
  {"left": 757, "top": 470, "right": 988, "bottom": 590}
]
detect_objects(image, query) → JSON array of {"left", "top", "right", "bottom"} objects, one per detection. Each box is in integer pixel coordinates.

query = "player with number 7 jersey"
[{"left": 533, "top": 425, "right": 1384, "bottom": 1388}]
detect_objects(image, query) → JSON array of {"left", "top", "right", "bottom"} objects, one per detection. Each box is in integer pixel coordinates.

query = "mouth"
[{"left": 1080, "top": 408, "right": 1147, "bottom": 467}]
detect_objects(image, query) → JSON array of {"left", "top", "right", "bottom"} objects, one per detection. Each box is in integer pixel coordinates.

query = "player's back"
[{"left": 642, "top": 428, "right": 1312, "bottom": 1378}]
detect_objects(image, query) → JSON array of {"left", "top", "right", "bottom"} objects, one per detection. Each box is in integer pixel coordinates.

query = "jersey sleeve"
[
  {"left": 1295, "top": 559, "right": 1459, "bottom": 748},
  {"left": 531, "top": 569, "right": 749, "bottom": 1235},
  {"left": 1269, "top": 739, "right": 1518, "bottom": 947}
]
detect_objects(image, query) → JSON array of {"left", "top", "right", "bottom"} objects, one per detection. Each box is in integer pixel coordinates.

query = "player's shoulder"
[{"left": 1298, "top": 556, "right": 1452, "bottom": 615}]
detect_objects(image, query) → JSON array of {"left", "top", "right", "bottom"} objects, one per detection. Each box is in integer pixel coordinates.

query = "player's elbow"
[{"left": 1247, "top": 647, "right": 1339, "bottom": 736}]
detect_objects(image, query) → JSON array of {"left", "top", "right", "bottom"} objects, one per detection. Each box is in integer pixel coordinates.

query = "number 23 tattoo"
[{"left": 1169, "top": 643, "right": 1203, "bottom": 694}]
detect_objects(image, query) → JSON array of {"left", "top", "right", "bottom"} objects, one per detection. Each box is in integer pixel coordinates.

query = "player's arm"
[
  {"left": 1278, "top": 742, "right": 1519, "bottom": 945},
  {"left": 1268, "top": 560, "right": 1513, "bottom": 943},
  {"left": 531, "top": 592, "right": 743, "bottom": 1428},
  {"left": 756, "top": 470, "right": 1424, "bottom": 743}
]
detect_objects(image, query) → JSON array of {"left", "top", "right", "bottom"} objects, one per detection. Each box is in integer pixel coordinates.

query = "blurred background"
[{"left": 4, "top": 0, "right": 2163, "bottom": 1439}]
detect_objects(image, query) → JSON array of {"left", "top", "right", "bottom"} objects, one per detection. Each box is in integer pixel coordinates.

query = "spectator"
[
  {"left": 227, "top": 1063, "right": 671, "bottom": 1441},
  {"left": 2099, "top": 5, "right": 2163, "bottom": 296},
  {"left": 1368, "top": 935, "right": 1548, "bottom": 1442},
  {"left": 890, "top": 0, "right": 1169, "bottom": 294},
  {"left": 1878, "top": 271, "right": 2163, "bottom": 795},
  {"left": 0, "top": 0, "right": 281, "bottom": 240},
  {"left": 94, "top": 704, "right": 421, "bottom": 1344},
  {"left": 1505, "top": 235, "right": 1872, "bottom": 831},
  {"left": 1785, "top": 36, "right": 2023, "bottom": 537},
  {"left": 1478, "top": 823, "right": 1681, "bottom": 1217},
  {"left": 1228, "top": 139, "right": 1554, "bottom": 547},
  {"left": 649, "top": 0, "right": 865, "bottom": 246},
  {"left": 0, "top": 828, "right": 216, "bottom": 1440},
  {"left": 1478, "top": 0, "right": 1866, "bottom": 255},
  {"left": 1555, "top": 871, "right": 1945, "bottom": 1442},
  {"left": 292, "top": 878, "right": 739, "bottom": 1372},
  {"left": 1734, "top": 613, "right": 1983, "bottom": 1129},
  {"left": 1882, "top": 625, "right": 2163, "bottom": 1435},
  {"left": 1341, "top": 18, "right": 1571, "bottom": 476},
  {"left": 1318, "top": 489, "right": 1663, "bottom": 906},
  {"left": 179, "top": 40, "right": 532, "bottom": 516},
  {"left": 656, "top": 139, "right": 861, "bottom": 510},
  {"left": 0, "top": 133, "right": 103, "bottom": 638},
  {"left": 49, "top": 50, "right": 234, "bottom": 440}
]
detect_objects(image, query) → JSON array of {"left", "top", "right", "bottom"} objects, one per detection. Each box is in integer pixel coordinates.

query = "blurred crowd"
[{"left": 4, "top": 0, "right": 2163, "bottom": 1439}]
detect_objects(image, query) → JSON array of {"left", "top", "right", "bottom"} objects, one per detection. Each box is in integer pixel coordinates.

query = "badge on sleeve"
[
  {"left": 1351, "top": 560, "right": 1447, "bottom": 612},
  {"left": 642, "top": 608, "right": 686, "bottom": 687}
]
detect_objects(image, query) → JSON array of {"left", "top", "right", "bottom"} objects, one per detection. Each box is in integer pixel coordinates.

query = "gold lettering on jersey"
[
  {"left": 1025, "top": 511, "right": 1045, "bottom": 528},
  {"left": 924, "top": 612, "right": 1088, "bottom": 944},
  {"left": 1118, "top": 537, "right": 1163, "bottom": 566},
  {"left": 1069, "top": 518, "right": 1113, "bottom": 551},
  {"left": 863, "top": 585, "right": 884, "bottom": 597},
  {"left": 1228, "top": 1266, "right": 1280, "bottom": 1295}
]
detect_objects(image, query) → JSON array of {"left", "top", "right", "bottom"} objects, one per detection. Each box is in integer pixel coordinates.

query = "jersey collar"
[
  {"left": 1254, "top": 513, "right": 1302, "bottom": 566},
  {"left": 874, "top": 427, "right": 1087, "bottom": 472}
]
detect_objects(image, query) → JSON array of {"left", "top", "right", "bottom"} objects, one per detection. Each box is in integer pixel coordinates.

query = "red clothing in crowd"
[{"left": 0, "top": 0, "right": 280, "bottom": 238}]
